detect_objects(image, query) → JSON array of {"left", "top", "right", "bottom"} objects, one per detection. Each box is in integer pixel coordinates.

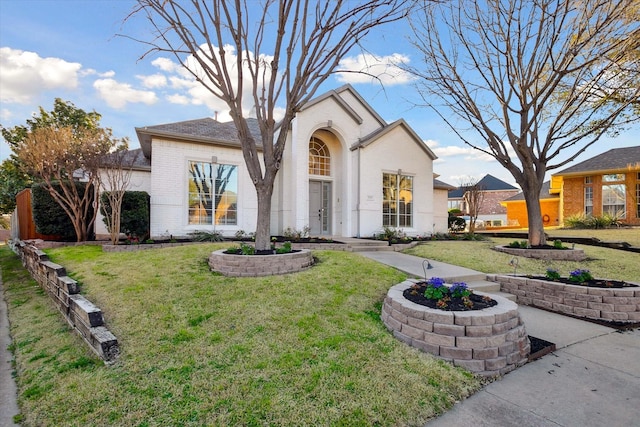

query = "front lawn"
[
  {"left": 1, "top": 244, "right": 481, "bottom": 426},
  {"left": 405, "top": 237, "right": 640, "bottom": 282}
]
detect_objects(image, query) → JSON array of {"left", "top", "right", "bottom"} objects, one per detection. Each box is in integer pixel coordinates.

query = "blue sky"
[{"left": 1, "top": 0, "right": 637, "bottom": 188}]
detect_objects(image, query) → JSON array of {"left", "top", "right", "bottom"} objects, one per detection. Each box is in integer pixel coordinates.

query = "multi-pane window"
[
  {"left": 601, "top": 173, "right": 626, "bottom": 218},
  {"left": 584, "top": 186, "right": 593, "bottom": 216},
  {"left": 309, "top": 137, "right": 331, "bottom": 176},
  {"left": 383, "top": 173, "right": 413, "bottom": 228},
  {"left": 188, "top": 161, "right": 238, "bottom": 225},
  {"left": 585, "top": 176, "right": 593, "bottom": 184}
]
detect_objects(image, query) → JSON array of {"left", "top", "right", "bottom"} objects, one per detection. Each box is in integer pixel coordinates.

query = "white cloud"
[
  {"left": 93, "top": 79, "right": 158, "bottom": 109},
  {"left": 432, "top": 145, "right": 496, "bottom": 162},
  {"left": 166, "top": 94, "right": 190, "bottom": 105},
  {"left": 0, "top": 108, "right": 12, "bottom": 122},
  {"left": 138, "top": 73, "right": 168, "bottom": 89},
  {"left": 80, "top": 69, "right": 115, "bottom": 78},
  {"left": 0, "top": 47, "right": 81, "bottom": 104},
  {"left": 336, "top": 53, "right": 415, "bottom": 86}
]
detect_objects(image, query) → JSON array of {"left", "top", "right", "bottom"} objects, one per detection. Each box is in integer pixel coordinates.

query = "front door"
[{"left": 309, "top": 181, "right": 331, "bottom": 235}]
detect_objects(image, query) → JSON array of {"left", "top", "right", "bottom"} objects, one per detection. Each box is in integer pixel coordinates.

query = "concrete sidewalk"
[
  {"left": 0, "top": 271, "right": 21, "bottom": 426},
  {"left": 358, "top": 250, "right": 640, "bottom": 427}
]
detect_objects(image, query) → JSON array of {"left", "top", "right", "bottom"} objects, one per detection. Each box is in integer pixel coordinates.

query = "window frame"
[
  {"left": 382, "top": 172, "right": 414, "bottom": 228},
  {"left": 187, "top": 160, "right": 239, "bottom": 226}
]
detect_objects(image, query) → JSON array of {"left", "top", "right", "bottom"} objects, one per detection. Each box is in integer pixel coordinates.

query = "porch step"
[{"left": 344, "top": 239, "right": 393, "bottom": 252}]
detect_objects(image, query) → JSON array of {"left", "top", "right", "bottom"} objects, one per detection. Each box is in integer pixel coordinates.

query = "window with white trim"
[
  {"left": 601, "top": 174, "right": 626, "bottom": 218},
  {"left": 188, "top": 161, "right": 238, "bottom": 225},
  {"left": 309, "top": 137, "right": 330, "bottom": 176},
  {"left": 383, "top": 172, "right": 413, "bottom": 227}
]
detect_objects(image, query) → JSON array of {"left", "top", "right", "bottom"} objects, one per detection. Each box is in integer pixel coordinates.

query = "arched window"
[{"left": 309, "top": 137, "right": 331, "bottom": 176}]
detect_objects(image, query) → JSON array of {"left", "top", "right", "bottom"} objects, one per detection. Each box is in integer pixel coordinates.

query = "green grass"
[
  {"left": 405, "top": 237, "right": 640, "bottom": 282},
  {"left": 1, "top": 243, "right": 481, "bottom": 426}
]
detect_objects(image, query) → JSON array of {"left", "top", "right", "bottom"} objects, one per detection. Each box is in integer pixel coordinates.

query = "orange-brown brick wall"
[
  {"left": 562, "top": 173, "right": 640, "bottom": 225},
  {"left": 505, "top": 199, "right": 560, "bottom": 228}
]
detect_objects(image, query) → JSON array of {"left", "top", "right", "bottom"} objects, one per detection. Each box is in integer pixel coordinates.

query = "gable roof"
[
  {"left": 434, "top": 178, "right": 456, "bottom": 190},
  {"left": 351, "top": 118, "right": 437, "bottom": 160},
  {"left": 300, "top": 85, "right": 368, "bottom": 125},
  {"left": 135, "top": 117, "right": 263, "bottom": 159},
  {"left": 503, "top": 181, "right": 558, "bottom": 202},
  {"left": 448, "top": 174, "right": 518, "bottom": 197},
  {"left": 553, "top": 146, "right": 640, "bottom": 176}
]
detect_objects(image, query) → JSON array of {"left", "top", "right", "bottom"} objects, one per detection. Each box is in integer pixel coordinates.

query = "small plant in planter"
[
  {"left": 569, "top": 269, "right": 593, "bottom": 284},
  {"left": 276, "top": 241, "right": 292, "bottom": 254},
  {"left": 405, "top": 277, "right": 496, "bottom": 311},
  {"left": 545, "top": 268, "right": 561, "bottom": 281},
  {"left": 507, "top": 240, "right": 528, "bottom": 248}
]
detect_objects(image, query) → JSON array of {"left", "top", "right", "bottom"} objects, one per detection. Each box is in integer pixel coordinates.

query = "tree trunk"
[
  {"left": 254, "top": 180, "right": 275, "bottom": 252},
  {"left": 521, "top": 183, "right": 546, "bottom": 247}
]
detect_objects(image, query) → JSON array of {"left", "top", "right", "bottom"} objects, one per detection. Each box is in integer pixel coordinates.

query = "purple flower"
[{"left": 427, "top": 277, "right": 445, "bottom": 288}]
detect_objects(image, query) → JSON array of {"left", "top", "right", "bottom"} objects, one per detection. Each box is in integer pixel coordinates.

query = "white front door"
[{"left": 309, "top": 180, "right": 331, "bottom": 235}]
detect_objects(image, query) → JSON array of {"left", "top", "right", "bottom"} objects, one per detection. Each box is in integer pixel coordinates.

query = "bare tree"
[
  {"left": 127, "top": 0, "right": 410, "bottom": 251},
  {"left": 460, "top": 179, "right": 485, "bottom": 235},
  {"left": 406, "top": 0, "right": 640, "bottom": 246},
  {"left": 99, "top": 149, "right": 138, "bottom": 245}
]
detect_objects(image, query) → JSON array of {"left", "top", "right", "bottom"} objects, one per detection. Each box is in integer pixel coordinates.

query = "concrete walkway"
[
  {"left": 0, "top": 270, "right": 21, "bottom": 426},
  {"left": 358, "top": 250, "right": 640, "bottom": 427}
]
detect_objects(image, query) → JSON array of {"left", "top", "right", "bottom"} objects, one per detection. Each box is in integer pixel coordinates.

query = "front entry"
[{"left": 309, "top": 181, "right": 331, "bottom": 235}]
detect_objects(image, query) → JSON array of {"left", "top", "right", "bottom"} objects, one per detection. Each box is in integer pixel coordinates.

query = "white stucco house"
[{"left": 96, "top": 85, "right": 449, "bottom": 239}]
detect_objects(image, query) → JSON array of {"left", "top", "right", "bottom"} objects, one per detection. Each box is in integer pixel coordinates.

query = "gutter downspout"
[{"left": 356, "top": 141, "right": 361, "bottom": 237}]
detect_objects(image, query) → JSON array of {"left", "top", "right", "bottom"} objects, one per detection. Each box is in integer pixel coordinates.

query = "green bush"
[
  {"left": 32, "top": 182, "right": 93, "bottom": 240},
  {"left": 564, "top": 212, "right": 624, "bottom": 229},
  {"left": 101, "top": 191, "right": 150, "bottom": 240}
]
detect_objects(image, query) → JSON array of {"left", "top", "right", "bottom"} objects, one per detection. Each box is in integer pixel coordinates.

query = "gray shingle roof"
[
  {"left": 554, "top": 146, "right": 640, "bottom": 176},
  {"left": 99, "top": 148, "right": 151, "bottom": 171},
  {"left": 448, "top": 174, "right": 517, "bottom": 197},
  {"left": 136, "top": 117, "right": 263, "bottom": 158},
  {"left": 504, "top": 181, "right": 558, "bottom": 202}
]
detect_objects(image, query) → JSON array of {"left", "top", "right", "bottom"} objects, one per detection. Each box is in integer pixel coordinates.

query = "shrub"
[
  {"left": 569, "top": 269, "right": 593, "bottom": 283},
  {"left": 507, "top": 240, "right": 528, "bottom": 248},
  {"left": 564, "top": 212, "right": 624, "bottom": 229},
  {"left": 32, "top": 182, "right": 94, "bottom": 240},
  {"left": 188, "top": 230, "right": 224, "bottom": 242},
  {"left": 118, "top": 191, "right": 150, "bottom": 240},
  {"left": 283, "top": 226, "right": 310, "bottom": 240}
]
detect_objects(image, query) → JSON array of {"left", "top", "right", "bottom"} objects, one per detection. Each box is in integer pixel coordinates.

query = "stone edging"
[
  {"left": 489, "top": 274, "right": 640, "bottom": 322},
  {"left": 381, "top": 279, "right": 529, "bottom": 377},
  {"left": 8, "top": 240, "right": 119, "bottom": 362},
  {"left": 208, "top": 249, "right": 314, "bottom": 277},
  {"left": 493, "top": 245, "right": 586, "bottom": 261}
]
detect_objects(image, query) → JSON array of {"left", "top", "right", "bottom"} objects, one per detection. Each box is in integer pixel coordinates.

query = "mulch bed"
[
  {"left": 528, "top": 276, "right": 637, "bottom": 288},
  {"left": 403, "top": 282, "right": 498, "bottom": 311}
]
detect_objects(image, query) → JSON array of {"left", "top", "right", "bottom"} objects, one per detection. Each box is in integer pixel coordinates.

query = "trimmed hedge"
[
  {"left": 100, "top": 191, "right": 150, "bottom": 240},
  {"left": 31, "top": 182, "right": 94, "bottom": 241}
]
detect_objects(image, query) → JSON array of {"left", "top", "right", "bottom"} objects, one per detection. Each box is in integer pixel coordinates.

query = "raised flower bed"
[
  {"left": 488, "top": 273, "right": 640, "bottom": 323},
  {"left": 382, "top": 279, "right": 530, "bottom": 377},
  {"left": 208, "top": 248, "right": 314, "bottom": 276}
]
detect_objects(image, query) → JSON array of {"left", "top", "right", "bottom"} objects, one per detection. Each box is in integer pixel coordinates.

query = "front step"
[{"left": 466, "top": 280, "right": 517, "bottom": 302}]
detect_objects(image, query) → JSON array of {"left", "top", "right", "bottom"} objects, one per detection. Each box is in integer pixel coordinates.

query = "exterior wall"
[
  {"left": 95, "top": 169, "right": 152, "bottom": 238},
  {"left": 288, "top": 96, "right": 363, "bottom": 237},
  {"left": 358, "top": 125, "right": 434, "bottom": 237},
  {"left": 505, "top": 199, "right": 560, "bottom": 228},
  {"left": 149, "top": 139, "right": 258, "bottom": 238},
  {"left": 561, "top": 172, "right": 640, "bottom": 225},
  {"left": 433, "top": 189, "right": 450, "bottom": 233},
  {"left": 479, "top": 190, "right": 520, "bottom": 215}
]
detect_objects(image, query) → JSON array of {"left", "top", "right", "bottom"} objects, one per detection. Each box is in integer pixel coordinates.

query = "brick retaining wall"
[
  {"left": 489, "top": 274, "right": 640, "bottom": 323},
  {"left": 9, "top": 240, "right": 119, "bottom": 362},
  {"left": 382, "top": 280, "right": 530, "bottom": 377},
  {"left": 493, "top": 245, "right": 586, "bottom": 261}
]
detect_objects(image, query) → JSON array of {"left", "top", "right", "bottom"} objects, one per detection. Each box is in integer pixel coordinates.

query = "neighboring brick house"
[
  {"left": 549, "top": 146, "right": 640, "bottom": 225},
  {"left": 448, "top": 174, "right": 520, "bottom": 226},
  {"left": 501, "top": 181, "right": 560, "bottom": 228}
]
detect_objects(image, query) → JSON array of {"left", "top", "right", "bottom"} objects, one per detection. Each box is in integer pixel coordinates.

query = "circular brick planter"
[
  {"left": 208, "top": 249, "right": 314, "bottom": 277},
  {"left": 382, "top": 279, "right": 530, "bottom": 377},
  {"left": 493, "top": 245, "right": 586, "bottom": 261}
]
